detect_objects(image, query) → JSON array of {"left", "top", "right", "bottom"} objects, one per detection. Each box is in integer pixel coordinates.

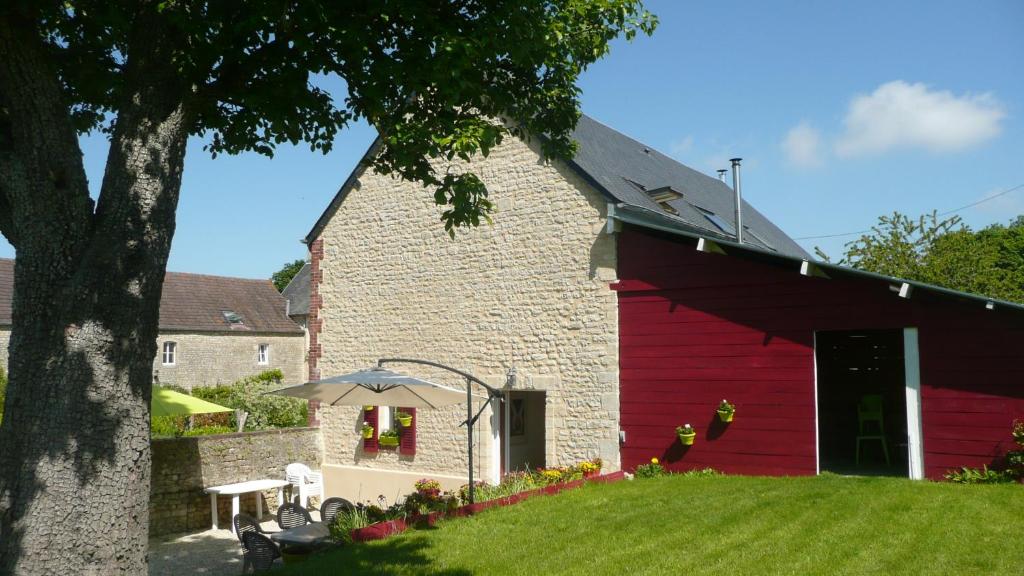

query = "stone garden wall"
[{"left": 150, "top": 427, "right": 320, "bottom": 537}]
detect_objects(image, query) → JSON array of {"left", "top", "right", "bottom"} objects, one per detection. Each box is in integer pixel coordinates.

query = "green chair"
[{"left": 855, "top": 394, "right": 890, "bottom": 465}]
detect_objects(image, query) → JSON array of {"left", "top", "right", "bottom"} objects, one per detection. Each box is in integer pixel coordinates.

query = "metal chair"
[
  {"left": 240, "top": 531, "right": 281, "bottom": 574},
  {"left": 276, "top": 502, "right": 312, "bottom": 530},
  {"left": 285, "top": 462, "right": 324, "bottom": 508},
  {"left": 320, "top": 497, "right": 355, "bottom": 526}
]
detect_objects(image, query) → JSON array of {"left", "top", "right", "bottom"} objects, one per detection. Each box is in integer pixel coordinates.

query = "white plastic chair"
[{"left": 284, "top": 463, "right": 323, "bottom": 509}]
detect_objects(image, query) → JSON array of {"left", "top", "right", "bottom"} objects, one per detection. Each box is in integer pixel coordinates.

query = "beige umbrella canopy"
[{"left": 271, "top": 367, "right": 480, "bottom": 409}]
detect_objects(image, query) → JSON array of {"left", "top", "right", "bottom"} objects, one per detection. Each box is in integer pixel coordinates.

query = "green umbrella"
[{"left": 151, "top": 386, "right": 233, "bottom": 417}]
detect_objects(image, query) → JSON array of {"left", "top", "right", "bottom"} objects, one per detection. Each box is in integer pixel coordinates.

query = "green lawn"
[{"left": 275, "top": 474, "right": 1023, "bottom": 575}]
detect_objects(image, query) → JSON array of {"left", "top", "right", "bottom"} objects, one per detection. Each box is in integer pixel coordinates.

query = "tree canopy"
[
  {"left": 817, "top": 212, "right": 1024, "bottom": 303},
  {"left": 0, "top": 3, "right": 656, "bottom": 573},
  {"left": 271, "top": 258, "right": 306, "bottom": 292},
  {"left": 6, "top": 1, "right": 657, "bottom": 238}
]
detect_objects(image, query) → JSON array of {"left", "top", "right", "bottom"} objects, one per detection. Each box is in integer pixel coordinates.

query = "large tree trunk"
[{"left": 0, "top": 9, "right": 187, "bottom": 575}]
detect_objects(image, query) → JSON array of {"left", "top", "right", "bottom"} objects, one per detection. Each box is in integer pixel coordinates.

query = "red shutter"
[
  {"left": 363, "top": 406, "right": 378, "bottom": 453},
  {"left": 399, "top": 407, "right": 416, "bottom": 455}
]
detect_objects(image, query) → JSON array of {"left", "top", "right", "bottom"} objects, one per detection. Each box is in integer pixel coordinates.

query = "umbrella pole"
[{"left": 467, "top": 376, "right": 474, "bottom": 504}]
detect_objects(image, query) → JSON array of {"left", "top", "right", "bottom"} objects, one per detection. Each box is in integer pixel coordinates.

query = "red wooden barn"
[{"left": 610, "top": 220, "right": 1024, "bottom": 480}]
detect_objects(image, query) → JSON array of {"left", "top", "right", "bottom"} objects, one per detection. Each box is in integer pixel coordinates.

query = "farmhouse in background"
[
  {"left": 0, "top": 259, "right": 305, "bottom": 389},
  {"left": 301, "top": 114, "right": 1023, "bottom": 500}
]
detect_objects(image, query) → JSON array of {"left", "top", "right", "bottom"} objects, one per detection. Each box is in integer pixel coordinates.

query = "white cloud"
[
  {"left": 782, "top": 121, "right": 823, "bottom": 168},
  {"left": 669, "top": 135, "right": 694, "bottom": 158},
  {"left": 835, "top": 81, "right": 1005, "bottom": 157}
]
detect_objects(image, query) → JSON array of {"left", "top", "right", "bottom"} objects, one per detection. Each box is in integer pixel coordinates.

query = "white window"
[
  {"left": 378, "top": 406, "right": 394, "bottom": 432},
  {"left": 162, "top": 341, "right": 176, "bottom": 366},
  {"left": 257, "top": 343, "right": 270, "bottom": 365}
]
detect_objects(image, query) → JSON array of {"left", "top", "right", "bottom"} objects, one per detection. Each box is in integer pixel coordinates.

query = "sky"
[{"left": 2, "top": 0, "right": 1022, "bottom": 278}]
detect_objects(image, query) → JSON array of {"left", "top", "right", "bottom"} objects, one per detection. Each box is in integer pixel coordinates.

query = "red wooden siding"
[
  {"left": 399, "top": 407, "right": 417, "bottom": 455},
  {"left": 615, "top": 227, "right": 1024, "bottom": 479},
  {"left": 363, "top": 406, "right": 378, "bottom": 453}
]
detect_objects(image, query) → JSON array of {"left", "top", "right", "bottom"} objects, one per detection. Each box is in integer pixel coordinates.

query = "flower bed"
[{"left": 350, "top": 471, "right": 625, "bottom": 543}]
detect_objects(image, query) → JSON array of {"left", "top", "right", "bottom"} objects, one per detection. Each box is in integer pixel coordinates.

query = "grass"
[{"left": 274, "top": 474, "right": 1023, "bottom": 575}]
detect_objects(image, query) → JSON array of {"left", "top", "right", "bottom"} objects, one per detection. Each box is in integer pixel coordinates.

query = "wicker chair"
[
  {"left": 233, "top": 513, "right": 273, "bottom": 543},
  {"left": 320, "top": 497, "right": 355, "bottom": 526},
  {"left": 276, "top": 502, "right": 312, "bottom": 530},
  {"left": 240, "top": 532, "right": 281, "bottom": 574}
]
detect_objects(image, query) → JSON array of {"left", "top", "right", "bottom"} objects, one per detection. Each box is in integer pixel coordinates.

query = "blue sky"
[{"left": 2, "top": 0, "right": 1021, "bottom": 277}]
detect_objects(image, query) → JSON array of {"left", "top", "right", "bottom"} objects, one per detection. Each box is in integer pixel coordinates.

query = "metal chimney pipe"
[
  {"left": 716, "top": 169, "right": 727, "bottom": 182},
  {"left": 730, "top": 158, "right": 743, "bottom": 244}
]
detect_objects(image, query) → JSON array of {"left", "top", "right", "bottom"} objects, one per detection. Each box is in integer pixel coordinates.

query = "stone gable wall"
[
  {"left": 152, "top": 332, "right": 305, "bottom": 389},
  {"left": 314, "top": 134, "right": 621, "bottom": 478},
  {"left": 150, "top": 427, "right": 320, "bottom": 536}
]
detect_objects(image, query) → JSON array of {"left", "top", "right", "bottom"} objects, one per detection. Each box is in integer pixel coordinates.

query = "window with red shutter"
[
  {"left": 363, "top": 406, "right": 378, "bottom": 453},
  {"left": 399, "top": 407, "right": 416, "bottom": 455}
]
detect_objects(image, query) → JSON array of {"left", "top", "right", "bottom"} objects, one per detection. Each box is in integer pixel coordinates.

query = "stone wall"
[
  {"left": 150, "top": 427, "right": 320, "bottom": 536},
  {"left": 152, "top": 332, "right": 305, "bottom": 389},
  {"left": 313, "top": 133, "right": 621, "bottom": 478}
]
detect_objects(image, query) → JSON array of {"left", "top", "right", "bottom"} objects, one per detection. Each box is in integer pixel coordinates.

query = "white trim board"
[{"left": 903, "top": 328, "right": 925, "bottom": 479}]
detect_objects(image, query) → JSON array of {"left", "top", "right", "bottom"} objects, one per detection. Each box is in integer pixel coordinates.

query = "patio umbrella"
[
  {"left": 151, "top": 386, "right": 234, "bottom": 417},
  {"left": 270, "top": 367, "right": 480, "bottom": 409}
]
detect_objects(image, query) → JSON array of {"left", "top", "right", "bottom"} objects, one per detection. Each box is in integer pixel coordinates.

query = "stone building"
[
  {"left": 0, "top": 260, "right": 305, "bottom": 388},
  {"left": 306, "top": 114, "right": 1024, "bottom": 498},
  {"left": 301, "top": 114, "right": 808, "bottom": 500}
]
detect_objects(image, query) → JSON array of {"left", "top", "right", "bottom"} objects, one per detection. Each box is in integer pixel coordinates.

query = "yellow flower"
[{"left": 651, "top": 457, "right": 659, "bottom": 464}]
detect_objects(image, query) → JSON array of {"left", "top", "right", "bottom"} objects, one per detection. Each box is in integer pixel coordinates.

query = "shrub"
[
  {"left": 192, "top": 369, "right": 308, "bottom": 430},
  {"left": 634, "top": 457, "right": 666, "bottom": 478},
  {"left": 944, "top": 466, "right": 1014, "bottom": 484},
  {"left": 680, "top": 467, "right": 721, "bottom": 478},
  {"left": 329, "top": 506, "right": 371, "bottom": 544},
  {"left": 151, "top": 369, "right": 307, "bottom": 436}
]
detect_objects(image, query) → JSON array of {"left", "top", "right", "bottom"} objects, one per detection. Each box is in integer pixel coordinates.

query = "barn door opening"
[
  {"left": 501, "top": 391, "right": 546, "bottom": 472},
  {"left": 815, "top": 329, "right": 911, "bottom": 477}
]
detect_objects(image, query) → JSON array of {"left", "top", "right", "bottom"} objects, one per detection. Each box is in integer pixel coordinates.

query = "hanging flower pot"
[
  {"left": 717, "top": 399, "right": 735, "bottom": 423},
  {"left": 397, "top": 411, "right": 413, "bottom": 427},
  {"left": 676, "top": 424, "right": 696, "bottom": 446},
  {"left": 361, "top": 422, "right": 374, "bottom": 439},
  {"left": 363, "top": 405, "right": 375, "bottom": 412},
  {"left": 378, "top": 430, "right": 399, "bottom": 447}
]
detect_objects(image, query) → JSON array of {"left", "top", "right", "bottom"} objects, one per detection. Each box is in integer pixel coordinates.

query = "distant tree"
[
  {"left": 271, "top": 259, "right": 306, "bottom": 292},
  {"left": 817, "top": 212, "right": 1024, "bottom": 303},
  {"left": 0, "top": 2, "right": 657, "bottom": 573}
]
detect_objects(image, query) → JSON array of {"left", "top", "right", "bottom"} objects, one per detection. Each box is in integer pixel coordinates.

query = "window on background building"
[
  {"left": 257, "top": 343, "right": 269, "bottom": 365},
  {"left": 162, "top": 341, "right": 176, "bottom": 366}
]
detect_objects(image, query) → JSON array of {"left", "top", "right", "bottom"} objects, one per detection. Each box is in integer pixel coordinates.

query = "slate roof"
[
  {"left": 305, "top": 114, "right": 807, "bottom": 258},
  {"left": 567, "top": 115, "right": 807, "bottom": 257},
  {"left": 0, "top": 259, "right": 302, "bottom": 334},
  {"left": 282, "top": 263, "right": 311, "bottom": 317}
]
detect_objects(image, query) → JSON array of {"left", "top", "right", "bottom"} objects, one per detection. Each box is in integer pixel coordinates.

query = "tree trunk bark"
[{"left": 0, "top": 9, "right": 188, "bottom": 575}]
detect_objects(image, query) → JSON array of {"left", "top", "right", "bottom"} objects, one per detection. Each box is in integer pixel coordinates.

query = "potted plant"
[
  {"left": 717, "top": 399, "right": 736, "bottom": 423},
  {"left": 361, "top": 422, "right": 374, "bottom": 439},
  {"left": 379, "top": 429, "right": 400, "bottom": 447},
  {"left": 396, "top": 411, "right": 413, "bottom": 427},
  {"left": 363, "top": 405, "right": 374, "bottom": 412},
  {"left": 676, "top": 424, "right": 696, "bottom": 445}
]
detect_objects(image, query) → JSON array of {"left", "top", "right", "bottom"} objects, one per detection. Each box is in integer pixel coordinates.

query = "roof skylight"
[
  {"left": 222, "top": 310, "right": 245, "bottom": 325},
  {"left": 694, "top": 206, "right": 735, "bottom": 235}
]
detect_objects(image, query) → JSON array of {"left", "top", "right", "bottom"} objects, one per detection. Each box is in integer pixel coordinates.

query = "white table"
[{"left": 204, "top": 479, "right": 290, "bottom": 534}]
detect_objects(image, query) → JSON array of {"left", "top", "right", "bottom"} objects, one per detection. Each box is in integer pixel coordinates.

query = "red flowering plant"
[{"left": 405, "top": 478, "right": 458, "bottom": 516}]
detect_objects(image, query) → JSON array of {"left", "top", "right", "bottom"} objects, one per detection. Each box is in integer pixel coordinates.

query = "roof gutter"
[{"left": 609, "top": 203, "right": 1024, "bottom": 314}]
